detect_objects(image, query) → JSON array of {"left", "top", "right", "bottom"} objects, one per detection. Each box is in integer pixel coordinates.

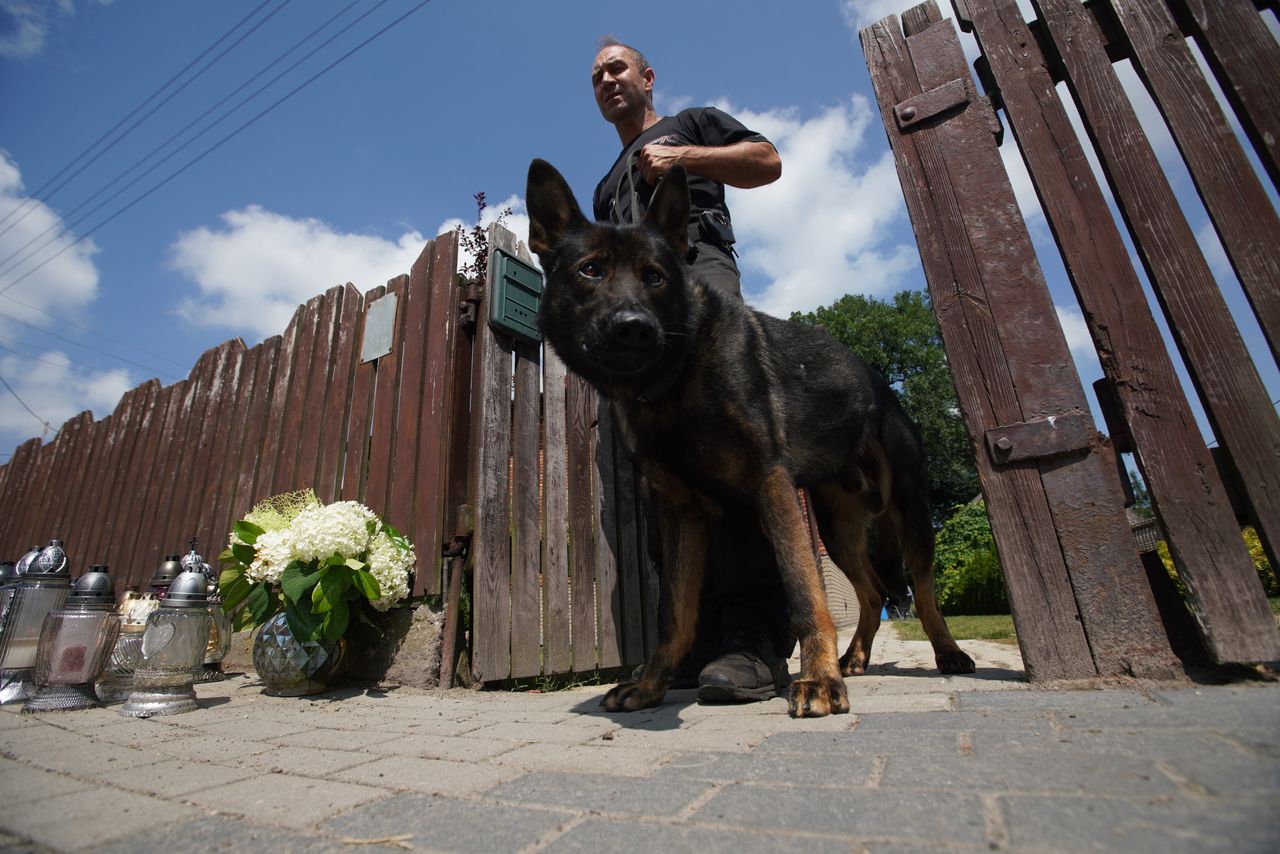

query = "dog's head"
[{"left": 527, "top": 158, "right": 696, "bottom": 392}]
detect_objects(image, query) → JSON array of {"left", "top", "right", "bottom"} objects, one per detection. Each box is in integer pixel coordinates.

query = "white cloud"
[
  {"left": 171, "top": 206, "right": 430, "bottom": 339},
  {"left": 1054, "top": 303, "right": 1096, "bottom": 360},
  {"left": 716, "top": 97, "right": 920, "bottom": 317},
  {"left": 0, "top": 150, "right": 101, "bottom": 327},
  {"left": 0, "top": 349, "right": 132, "bottom": 446},
  {"left": 0, "top": 0, "right": 110, "bottom": 60}
]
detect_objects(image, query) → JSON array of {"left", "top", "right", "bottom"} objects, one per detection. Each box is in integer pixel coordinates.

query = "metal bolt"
[
  {"left": 994, "top": 436, "right": 1013, "bottom": 452},
  {"left": 900, "top": 106, "right": 916, "bottom": 121}
]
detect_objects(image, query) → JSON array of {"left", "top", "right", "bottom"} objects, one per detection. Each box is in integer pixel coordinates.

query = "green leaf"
[
  {"left": 218, "top": 548, "right": 235, "bottom": 562},
  {"left": 311, "top": 570, "right": 351, "bottom": 614},
  {"left": 344, "top": 557, "right": 367, "bottom": 573},
  {"left": 218, "top": 567, "right": 245, "bottom": 588},
  {"left": 353, "top": 569, "right": 381, "bottom": 601},
  {"left": 220, "top": 575, "right": 253, "bottom": 612},
  {"left": 230, "top": 542, "right": 257, "bottom": 567},
  {"left": 283, "top": 599, "right": 323, "bottom": 643},
  {"left": 321, "top": 597, "right": 349, "bottom": 642},
  {"left": 233, "top": 520, "right": 265, "bottom": 545},
  {"left": 245, "top": 584, "right": 273, "bottom": 625},
  {"left": 280, "top": 561, "right": 324, "bottom": 604}
]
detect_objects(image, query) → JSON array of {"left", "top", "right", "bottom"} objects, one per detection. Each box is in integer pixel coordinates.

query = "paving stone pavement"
[{"left": 1, "top": 630, "right": 1276, "bottom": 853}]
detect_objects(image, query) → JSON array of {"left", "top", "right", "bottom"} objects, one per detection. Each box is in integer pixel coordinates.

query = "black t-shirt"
[{"left": 592, "top": 107, "right": 772, "bottom": 230}]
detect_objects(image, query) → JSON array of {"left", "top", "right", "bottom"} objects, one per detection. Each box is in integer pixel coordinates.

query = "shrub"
[
  {"left": 933, "top": 501, "right": 1010, "bottom": 615},
  {"left": 1159, "top": 526, "right": 1277, "bottom": 598}
]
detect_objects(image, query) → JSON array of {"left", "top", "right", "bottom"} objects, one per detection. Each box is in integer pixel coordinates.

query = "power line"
[
  {"left": 0, "top": 310, "right": 183, "bottom": 381},
  {"left": 0, "top": 372, "right": 53, "bottom": 436},
  {"left": 0, "top": 0, "right": 377, "bottom": 281},
  {"left": 0, "top": 293, "right": 190, "bottom": 370},
  {"left": 0, "top": 0, "right": 436, "bottom": 298},
  {"left": 0, "top": 0, "right": 279, "bottom": 241}
]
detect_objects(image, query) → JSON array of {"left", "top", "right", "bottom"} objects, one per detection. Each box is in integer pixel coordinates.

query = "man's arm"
[{"left": 636, "top": 139, "right": 781, "bottom": 188}]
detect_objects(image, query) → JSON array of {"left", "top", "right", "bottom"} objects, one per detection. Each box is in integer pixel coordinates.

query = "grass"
[
  {"left": 891, "top": 613, "right": 1018, "bottom": 645},
  {"left": 1270, "top": 596, "right": 1280, "bottom": 616}
]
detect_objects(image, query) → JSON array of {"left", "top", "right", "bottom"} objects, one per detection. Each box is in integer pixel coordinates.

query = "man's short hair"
[{"left": 596, "top": 35, "right": 649, "bottom": 72}]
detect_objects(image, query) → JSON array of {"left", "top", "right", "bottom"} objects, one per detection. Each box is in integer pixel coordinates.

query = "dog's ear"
[
  {"left": 644, "top": 166, "right": 689, "bottom": 260},
  {"left": 527, "top": 159, "right": 588, "bottom": 258}
]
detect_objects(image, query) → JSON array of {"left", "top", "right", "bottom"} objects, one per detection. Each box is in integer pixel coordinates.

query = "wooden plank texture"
[
  {"left": 229, "top": 338, "right": 281, "bottom": 521},
  {"left": 341, "top": 286, "right": 384, "bottom": 502},
  {"left": 510, "top": 339, "right": 543, "bottom": 679},
  {"left": 1112, "top": 0, "right": 1280, "bottom": 366},
  {"left": 865, "top": 3, "right": 1097, "bottom": 680},
  {"left": 270, "top": 295, "right": 322, "bottom": 494},
  {"left": 1037, "top": 0, "right": 1280, "bottom": 663},
  {"left": 966, "top": 0, "right": 1280, "bottom": 664},
  {"left": 388, "top": 252, "right": 433, "bottom": 537},
  {"left": 316, "top": 284, "right": 363, "bottom": 503},
  {"left": 364, "top": 275, "right": 410, "bottom": 518},
  {"left": 566, "top": 373, "right": 598, "bottom": 671},
  {"left": 542, "top": 348, "right": 572, "bottom": 674},
  {"left": 469, "top": 225, "right": 516, "bottom": 682},
  {"left": 594, "top": 401, "right": 623, "bottom": 670},
  {"left": 1167, "top": 0, "right": 1280, "bottom": 189}
]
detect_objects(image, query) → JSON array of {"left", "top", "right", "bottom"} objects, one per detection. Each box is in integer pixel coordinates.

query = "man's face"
[{"left": 591, "top": 45, "right": 652, "bottom": 124}]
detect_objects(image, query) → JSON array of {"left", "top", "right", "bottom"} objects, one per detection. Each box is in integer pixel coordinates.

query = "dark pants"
[{"left": 674, "top": 242, "right": 796, "bottom": 665}]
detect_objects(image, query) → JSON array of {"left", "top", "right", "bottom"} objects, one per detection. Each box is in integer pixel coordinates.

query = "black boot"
[{"left": 696, "top": 628, "right": 791, "bottom": 703}]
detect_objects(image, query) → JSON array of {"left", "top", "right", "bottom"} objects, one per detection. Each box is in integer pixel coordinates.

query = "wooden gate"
[
  {"left": 464, "top": 226, "right": 657, "bottom": 684},
  {"left": 862, "top": 0, "right": 1280, "bottom": 677}
]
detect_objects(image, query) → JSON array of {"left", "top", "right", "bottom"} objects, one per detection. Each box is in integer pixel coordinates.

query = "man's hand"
[
  {"left": 636, "top": 140, "right": 781, "bottom": 189},
  {"left": 636, "top": 143, "right": 687, "bottom": 183}
]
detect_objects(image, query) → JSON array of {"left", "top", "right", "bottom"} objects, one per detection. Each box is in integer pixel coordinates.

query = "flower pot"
[{"left": 251, "top": 612, "right": 343, "bottom": 697}]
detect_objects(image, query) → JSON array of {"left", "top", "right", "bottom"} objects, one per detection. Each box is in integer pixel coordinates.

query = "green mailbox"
[{"left": 488, "top": 248, "right": 543, "bottom": 344}]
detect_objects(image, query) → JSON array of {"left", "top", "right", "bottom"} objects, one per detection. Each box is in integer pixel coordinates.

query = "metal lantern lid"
[
  {"left": 161, "top": 571, "right": 210, "bottom": 609},
  {"left": 27, "top": 539, "right": 69, "bottom": 578},
  {"left": 64, "top": 569, "right": 116, "bottom": 611},
  {"left": 0, "top": 562, "right": 17, "bottom": 585},
  {"left": 14, "top": 545, "right": 41, "bottom": 575},
  {"left": 150, "top": 555, "right": 184, "bottom": 589}
]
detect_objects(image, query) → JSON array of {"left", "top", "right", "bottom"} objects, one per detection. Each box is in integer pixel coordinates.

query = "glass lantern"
[
  {"left": 0, "top": 540, "right": 72, "bottom": 705},
  {"left": 94, "top": 585, "right": 161, "bottom": 705},
  {"left": 121, "top": 571, "right": 211, "bottom": 717},
  {"left": 24, "top": 569, "right": 122, "bottom": 713},
  {"left": 180, "top": 539, "right": 231, "bottom": 682},
  {"left": 149, "top": 554, "right": 184, "bottom": 597}
]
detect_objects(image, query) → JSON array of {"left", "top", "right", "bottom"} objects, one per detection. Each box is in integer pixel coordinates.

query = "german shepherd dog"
[{"left": 526, "top": 159, "right": 974, "bottom": 718}]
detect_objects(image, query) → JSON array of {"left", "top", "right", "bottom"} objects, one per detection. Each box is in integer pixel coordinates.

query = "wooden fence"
[
  {"left": 862, "top": 0, "right": 1280, "bottom": 678},
  {"left": 0, "top": 236, "right": 465, "bottom": 599},
  {"left": 0, "top": 224, "right": 658, "bottom": 685}
]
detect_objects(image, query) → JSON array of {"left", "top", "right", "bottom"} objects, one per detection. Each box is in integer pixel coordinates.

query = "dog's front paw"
[
  {"left": 937, "top": 649, "right": 976, "bottom": 674},
  {"left": 839, "top": 651, "right": 868, "bottom": 676},
  {"left": 601, "top": 680, "right": 666, "bottom": 712},
  {"left": 787, "top": 677, "right": 850, "bottom": 718}
]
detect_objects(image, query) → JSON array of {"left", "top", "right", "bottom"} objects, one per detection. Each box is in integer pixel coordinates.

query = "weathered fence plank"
[
  {"left": 316, "top": 285, "right": 363, "bottom": 504},
  {"left": 387, "top": 249, "right": 433, "bottom": 539},
  {"left": 470, "top": 226, "right": 516, "bottom": 682},
  {"left": 341, "top": 286, "right": 385, "bottom": 503},
  {"left": 511, "top": 339, "right": 543, "bottom": 679},
  {"left": 45, "top": 413, "right": 94, "bottom": 563},
  {"left": 292, "top": 286, "right": 343, "bottom": 495},
  {"left": 254, "top": 307, "right": 304, "bottom": 504},
  {"left": 229, "top": 337, "right": 280, "bottom": 522},
  {"left": 1166, "top": 0, "right": 1280, "bottom": 190},
  {"left": 962, "top": 0, "right": 1280, "bottom": 664},
  {"left": 565, "top": 373, "right": 597, "bottom": 672},
  {"left": 1111, "top": 0, "right": 1280, "bottom": 367},
  {"left": 364, "top": 275, "right": 410, "bottom": 519},
  {"left": 1035, "top": 0, "right": 1280, "bottom": 663},
  {"left": 542, "top": 349, "right": 572, "bottom": 674},
  {"left": 200, "top": 345, "right": 259, "bottom": 571},
  {"left": 113, "top": 385, "right": 170, "bottom": 587},
  {"left": 82, "top": 382, "right": 154, "bottom": 567},
  {"left": 271, "top": 295, "right": 322, "bottom": 495},
  {"left": 594, "top": 402, "right": 623, "bottom": 671}
]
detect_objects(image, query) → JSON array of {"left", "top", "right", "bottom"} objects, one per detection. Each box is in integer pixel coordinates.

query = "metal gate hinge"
[
  {"left": 985, "top": 412, "right": 1095, "bottom": 464},
  {"left": 894, "top": 77, "right": 972, "bottom": 129}
]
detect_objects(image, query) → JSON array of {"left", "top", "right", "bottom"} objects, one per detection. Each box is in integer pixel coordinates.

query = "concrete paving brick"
[
  {"left": 485, "top": 769, "right": 714, "bottom": 816},
  {"left": 1148, "top": 686, "right": 1280, "bottom": 729},
  {"left": 656, "top": 749, "right": 876, "bottom": 786},
  {"left": 0, "top": 709, "right": 42, "bottom": 732},
  {"left": 324, "top": 792, "right": 570, "bottom": 853},
  {"left": 969, "top": 726, "right": 1226, "bottom": 760},
  {"left": 543, "top": 817, "right": 855, "bottom": 853},
  {"left": 104, "top": 757, "right": 258, "bottom": 797},
  {"left": 458, "top": 719, "right": 615, "bottom": 745},
  {"left": 333, "top": 755, "right": 523, "bottom": 796},
  {"left": 367, "top": 715, "right": 487, "bottom": 736},
  {"left": 84, "top": 815, "right": 404, "bottom": 854},
  {"left": 599, "top": 723, "right": 772, "bottom": 753},
  {"left": 149, "top": 731, "right": 278, "bottom": 765},
  {"left": 1161, "top": 751, "right": 1280, "bottom": 795},
  {"left": 956, "top": 687, "right": 1150, "bottom": 713},
  {"left": 756, "top": 728, "right": 963, "bottom": 757},
  {"left": 0, "top": 757, "right": 93, "bottom": 805},
  {"left": 241, "top": 744, "right": 385, "bottom": 776},
  {"left": 492, "top": 742, "right": 675, "bottom": 777},
  {"left": 364, "top": 733, "right": 518, "bottom": 761},
  {"left": 9, "top": 730, "right": 157, "bottom": 778},
  {"left": 691, "top": 783, "right": 989, "bottom": 844},
  {"left": 187, "top": 772, "right": 389, "bottom": 829},
  {"left": 0, "top": 827, "right": 54, "bottom": 853},
  {"left": 1000, "top": 793, "right": 1279, "bottom": 853},
  {"left": 269, "top": 726, "right": 404, "bottom": 752},
  {"left": 880, "top": 750, "right": 1177, "bottom": 796},
  {"left": 188, "top": 714, "right": 312, "bottom": 741},
  {"left": 851, "top": 709, "right": 1049, "bottom": 733},
  {"left": 0, "top": 783, "right": 198, "bottom": 851}
]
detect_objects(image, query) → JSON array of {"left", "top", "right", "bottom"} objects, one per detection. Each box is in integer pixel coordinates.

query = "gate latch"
[{"left": 985, "top": 412, "right": 1095, "bottom": 465}]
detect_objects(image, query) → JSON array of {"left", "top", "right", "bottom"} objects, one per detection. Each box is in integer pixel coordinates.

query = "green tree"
[
  {"left": 791, "top": 290, "right": 978, "bottom": 523},
  {"left": 933, "top": 500, "right": 1009, "bottom": 614}
]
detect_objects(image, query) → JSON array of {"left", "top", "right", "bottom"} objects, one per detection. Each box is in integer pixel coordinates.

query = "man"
[{"left": 590, "top": 37, "right": 793, "bottom": 703}]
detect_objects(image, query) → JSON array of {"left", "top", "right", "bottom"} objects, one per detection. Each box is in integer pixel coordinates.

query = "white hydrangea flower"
[
  {"left": 246, "top": 528, "right": 293, "bottom": 585},
  {"left": 366, "top": 529, "right": 414, "bottom": 611},
  {"left": 288, "top": 501, "right": 377, "bottom": 563}
]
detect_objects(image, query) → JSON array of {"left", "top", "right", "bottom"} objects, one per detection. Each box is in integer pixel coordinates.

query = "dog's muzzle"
[{"left": 591, "top": 308, "right": 663, "bottom": 372}]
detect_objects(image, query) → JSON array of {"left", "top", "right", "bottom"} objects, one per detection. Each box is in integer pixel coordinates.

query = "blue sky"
[{"left": 0, "top": 0, "right": 1275, "bottom": 465}]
